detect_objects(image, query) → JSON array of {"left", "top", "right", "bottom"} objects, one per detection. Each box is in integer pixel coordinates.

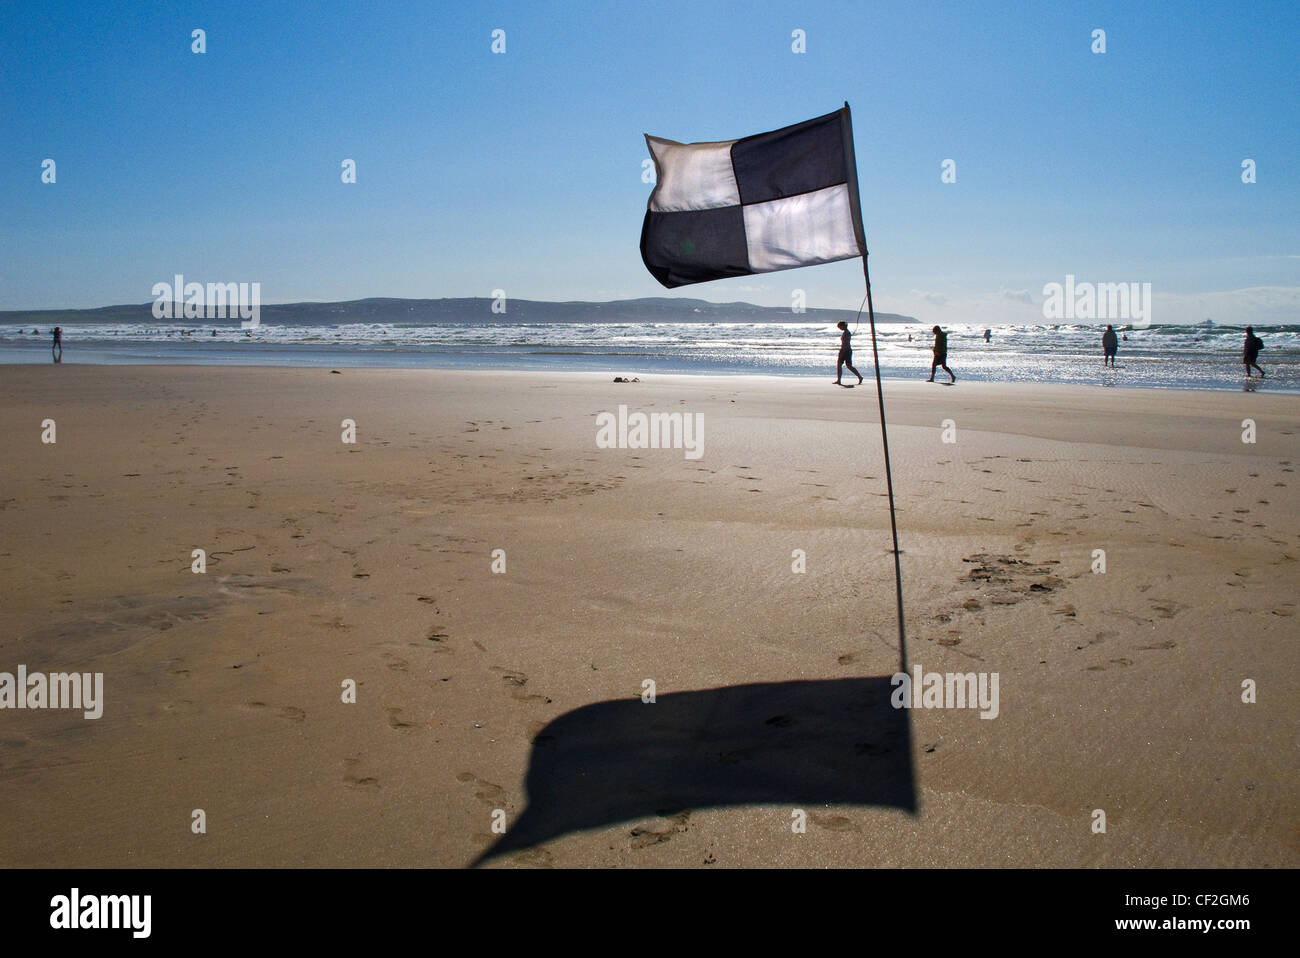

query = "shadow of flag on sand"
[{"left": 472, "top": 676, "right": 915, "bottom": 865}]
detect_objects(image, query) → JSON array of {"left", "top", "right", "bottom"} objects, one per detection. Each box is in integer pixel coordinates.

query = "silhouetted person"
[
  {"left": 833, "top": 321, "right": 862, "bottom": 385},
  {"left": 927, "top": 325, "right": 954, "bottom": 382},
  {"left": 51, "top": 326, "right": 62, "bottom": 363},
  {"left": 1243, "top": 326, "right": 1265, "bottom": 378},
  {"left": 1102, "top": 324, "right": 1118, "bottom": 367},
  {"left": 983, "top": 328, "right": 991, "bottom": 343}
]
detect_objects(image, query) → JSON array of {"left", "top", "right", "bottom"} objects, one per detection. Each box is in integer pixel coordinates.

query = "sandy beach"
[{"left": 0, "top": 364, "right": 1295, "bottom": 868}]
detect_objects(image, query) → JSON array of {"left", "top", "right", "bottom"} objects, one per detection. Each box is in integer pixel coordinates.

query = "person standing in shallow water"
[
  {"left": 927, "top": 325, "right": 954, "bottom": 383},
  {"left": 833, "top": 321, "right": 862, "bottom": 386},
  {"left": 51, "top": 326, "right": 62, "bottom": 363},
  {"left": 1102, "top": 324, "right": 1118, "bottom": 367},
  {"left": 1243, "top": 326, "right": 1265, "bottom": 378}
]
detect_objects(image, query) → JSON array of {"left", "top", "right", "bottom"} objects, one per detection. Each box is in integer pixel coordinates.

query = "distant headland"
[{"left": 0, "top": 296, "right": 916, "bottom": 327}]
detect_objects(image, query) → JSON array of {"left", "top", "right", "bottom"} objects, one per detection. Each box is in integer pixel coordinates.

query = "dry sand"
[{"left": 0, "top": 365, "right": 1295, "bottom": 868}]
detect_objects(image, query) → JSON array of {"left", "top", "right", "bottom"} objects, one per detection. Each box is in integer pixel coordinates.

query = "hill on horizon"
[{"left": 0, "top": 296, "right": 917, "bottom": 327}]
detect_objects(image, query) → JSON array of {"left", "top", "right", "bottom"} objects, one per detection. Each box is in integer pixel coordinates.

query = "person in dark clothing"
[
  {"left": 927, "top": 325, "right": 954, "bottom": 382},
  {"left": 1243, "top": 326, "right": 1265, "bottom": 378},
  {"left": 51, "top": 326, "right": 62, "bottom": 363},
  {"left": 834, "top": 321, "right": 862, "bottom": 386},
  {"left": 1102, "top": 324, "right": 1118, "bottom": 367}
]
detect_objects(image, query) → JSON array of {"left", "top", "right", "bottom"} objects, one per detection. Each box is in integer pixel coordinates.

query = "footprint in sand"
[
  {"left": 383, "top": 652, "right": 410, "bottom": 672},
  {"left": 837, "top": 653, "right": 857, "bottom": 665},
  {"left": 342, "top": 757, "right": 380, "bottom": 789},
  {"left": 629, "top": 811, "right": 690, "bottom": 849},
  {"left": 511, "top": 847, "right": 554, "bottom": 868},
  {"left": 1087, "top": 658, "right": 1133, "bottom": 671},
  {"left": 457, "top": 772, "right": 505, "bottom": 806},
  {"left": 490, "top": 667, "right": 553, "bottom": 704},
  {"left": 239, "top": 702, "right": 305, "bottom": 723},
  {"left": 385, "top": 707, "right": 416, "bottom": 730}
]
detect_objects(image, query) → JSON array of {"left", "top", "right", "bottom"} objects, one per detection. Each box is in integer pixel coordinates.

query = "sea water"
[{"left": 2, "top": 321, "right": 1296, "bottom": 393}]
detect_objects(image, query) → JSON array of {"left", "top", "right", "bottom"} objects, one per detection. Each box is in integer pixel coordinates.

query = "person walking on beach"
[
  {"left": 1102, "top": 324, "right": 1118, "bottom": 368},
  {"left": 1243, "top": 326, "right": 1265, "bottom": 378},
  {"left": 927, "top": 325, "right": 954, "bottom": 383},
  {"left": 833, "top": 321, "right": 862, "bottom": 386},
  {"left": 51, "top": 326, "right": 62, "bottom": 363}
]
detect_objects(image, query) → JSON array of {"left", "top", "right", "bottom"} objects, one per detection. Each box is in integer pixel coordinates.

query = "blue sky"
[{"left": 1, "top": 0, "right": 1297, "bottom": 324}]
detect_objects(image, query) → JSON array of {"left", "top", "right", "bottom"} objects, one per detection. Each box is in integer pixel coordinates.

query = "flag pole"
[
  {"left": 842, "top": 102, "right": 907, "bottom": 672},
  {"left": 861, "top": 253, "right": 908, "bottom": 671}
]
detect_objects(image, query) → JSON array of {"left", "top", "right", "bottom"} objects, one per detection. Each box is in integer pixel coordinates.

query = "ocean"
[{"left": 4, "top": 320, "right": 1297, "bottom": 393}]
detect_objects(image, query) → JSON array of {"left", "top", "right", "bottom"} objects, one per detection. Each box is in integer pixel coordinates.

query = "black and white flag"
[{"left": 640, "top": 106, "right": 866, "bottom": 289}]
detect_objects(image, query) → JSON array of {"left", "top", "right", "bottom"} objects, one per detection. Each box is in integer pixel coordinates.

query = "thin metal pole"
[{"left": 861, "top": 254, "right": 908, "bottom": 671}]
